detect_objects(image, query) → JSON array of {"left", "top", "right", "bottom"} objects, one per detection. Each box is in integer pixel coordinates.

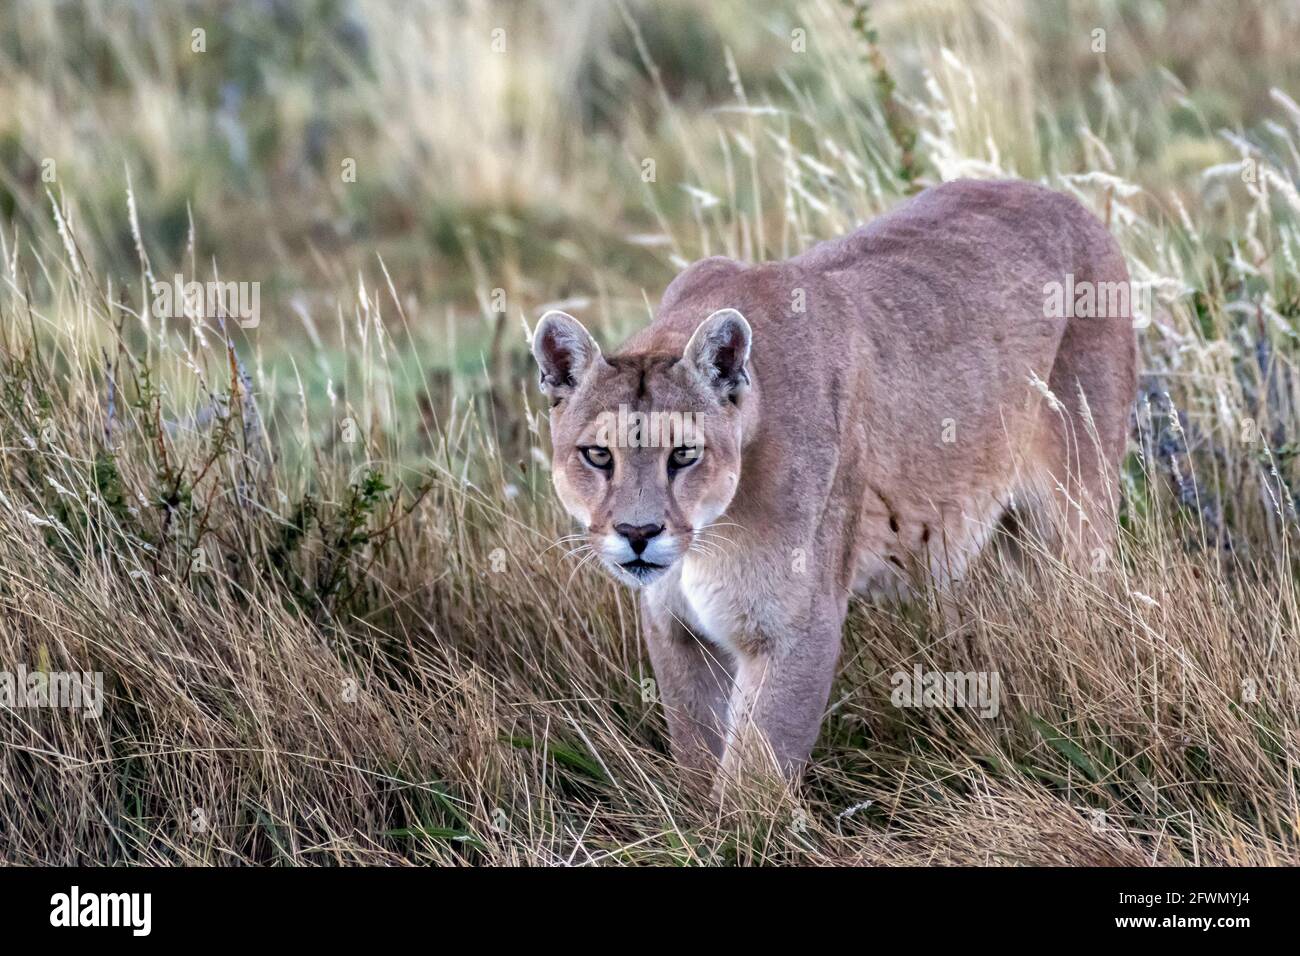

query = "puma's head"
[{"left": 532, "top": 308, "right": 752, "bottom": 587}]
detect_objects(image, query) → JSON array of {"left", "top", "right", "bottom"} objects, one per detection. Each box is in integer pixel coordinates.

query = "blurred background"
[{"left": 4, "top": 0, "right": 1300, "bottom": 423}]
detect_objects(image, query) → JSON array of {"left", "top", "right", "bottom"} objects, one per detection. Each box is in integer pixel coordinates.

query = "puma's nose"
[{"left": 614, "top": 523, "right": 664, "bottom": 555}]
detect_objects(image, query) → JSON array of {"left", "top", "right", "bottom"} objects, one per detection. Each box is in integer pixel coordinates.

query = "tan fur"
[{"left": 532, "top": 179, "right": 1138, "bottom": 789}]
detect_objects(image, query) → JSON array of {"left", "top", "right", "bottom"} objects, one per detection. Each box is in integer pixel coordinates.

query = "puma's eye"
[
  {"left": 669, "top": 445, "right": 702, "bottom": 471},
  {"left": 580, "top": 446, "right": 613, "bottom": 470}
]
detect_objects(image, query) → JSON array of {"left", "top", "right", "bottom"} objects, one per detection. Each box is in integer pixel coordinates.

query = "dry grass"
[{"left": 2, "top": 0, "right": 1300, "bottom": 865}]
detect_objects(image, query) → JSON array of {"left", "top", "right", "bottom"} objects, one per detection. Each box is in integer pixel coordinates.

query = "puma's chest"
[{"left": 677, "top": 557, "right": 741, "bottom": 652}]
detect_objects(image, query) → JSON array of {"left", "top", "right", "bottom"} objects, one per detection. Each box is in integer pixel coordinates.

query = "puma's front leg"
[
  {"left": 641, "top": 589, "right": 735, "bottom": 776},
  {"left": 718, "top": 593, "right": 847, "bottom": 788}
]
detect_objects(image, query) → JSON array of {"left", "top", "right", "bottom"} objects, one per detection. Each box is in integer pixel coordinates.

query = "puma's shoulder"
[{"left": 660, "top": 256, "right": 747, "bottom": 312}]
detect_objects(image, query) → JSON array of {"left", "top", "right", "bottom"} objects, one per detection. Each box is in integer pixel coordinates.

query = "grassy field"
[{"left": 2, "top": 0, "right": 1300, "bottom": 864}]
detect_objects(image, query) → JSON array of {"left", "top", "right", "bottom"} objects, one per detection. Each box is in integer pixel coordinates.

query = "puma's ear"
[
  {"left": 684, "top": 308, "right": 752, "bottom": 399},
  {"left": 531, "top": 310, "right": 602, "bottom": 402}
]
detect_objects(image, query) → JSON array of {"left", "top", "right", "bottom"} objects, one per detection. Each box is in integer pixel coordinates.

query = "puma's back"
[{"left": 638, "top": 178, "right": 1136, "bottom": 582}]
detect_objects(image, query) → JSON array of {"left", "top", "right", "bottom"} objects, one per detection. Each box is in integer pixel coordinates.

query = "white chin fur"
[{"left": 608, "top": 561, "right": 670, "bottom": 587}]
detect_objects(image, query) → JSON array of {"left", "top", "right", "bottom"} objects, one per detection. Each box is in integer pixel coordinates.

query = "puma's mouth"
[
  {"left": 612, "top": 556, "right": 672, "bottom": 586},
  {"left": 598, "top": 531, "right": 680, "bottom": 586}
]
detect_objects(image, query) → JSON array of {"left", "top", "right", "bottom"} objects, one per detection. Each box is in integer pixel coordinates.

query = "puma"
[{"left": 531, "top": 179, "right": 1137, "bottom": 789}]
